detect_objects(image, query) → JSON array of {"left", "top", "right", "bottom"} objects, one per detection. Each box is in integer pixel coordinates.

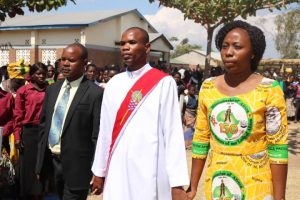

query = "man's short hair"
[
  {"left": 66, "top": 43, "right": 88, "bottom": 60},
  {"left": 124, "top": 27, "right": 149, "bottom": 44}
]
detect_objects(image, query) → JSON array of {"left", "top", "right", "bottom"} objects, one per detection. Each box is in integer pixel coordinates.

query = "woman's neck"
[
  {"left": 31, "top": 81, "right": 46, "bottom": 91},
  {"left": 224, "top": 70, "right": 254, "bottom": 87}
]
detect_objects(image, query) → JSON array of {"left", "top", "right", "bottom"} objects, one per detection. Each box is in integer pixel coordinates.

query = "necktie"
[{"left": 48, "top": 83, "right": 71, "bottom": 147}]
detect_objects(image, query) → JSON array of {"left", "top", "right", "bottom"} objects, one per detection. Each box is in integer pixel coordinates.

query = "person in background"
[
  {"left": 91, "top": 27, "right": 189, "bottom": 200},
  {"left": 99, "top": 68, "right": 109, "bottom": 88},
  {"left": 107, "top": 68, "right": 119, "bottom": 81},
  {"left": 85, "top": 63, "right": 99, "bottom": 85},
  {"left": 293, "top": 77, "right": 300, "bottom": 123},
  {"left": 183, "top": 84, "right": 198, "bottom": 149},
  {"left": 13, "top": 62, "right": 48, "bottom": 200},
  {"left": 0, "top": 67, "right": 14, "bottom": 152},
  {"left": 55, "top": 72, "right": 65, "bottom": 81},
  {"left": 172, "top": 71, "right": 186, "bottom": 115},
  {"left": 2, "top": 59, "right": 29, "bottom": 97},
  {"left": 46, "top": 65, "right": 56, "bottom": 85},
  {"left": 284, "top": 82, "right": 296, "bottom": 121},
  {"left": 35, "top": 43, "right": 103, "bottom": 200},
  {"left": 187, "top": 20, "right": 288, "bottom": 200},
  {"left": 54, "top": 59, "right": 62, "bottom": 73}
]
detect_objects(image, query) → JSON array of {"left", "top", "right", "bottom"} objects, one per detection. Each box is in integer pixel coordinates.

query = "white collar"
[
  {"left": 126, "top": 64, "right": 151, "bottom": 79},
  {"left": 63, "top": 75, "right": 84, "bottom": 88}
]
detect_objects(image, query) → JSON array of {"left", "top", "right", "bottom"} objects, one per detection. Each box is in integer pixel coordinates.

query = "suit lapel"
[{"left": 62, "top": 77, "right": 89, "bottom": 134}]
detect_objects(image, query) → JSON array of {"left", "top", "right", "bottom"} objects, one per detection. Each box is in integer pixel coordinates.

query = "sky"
[{"left": 42, "top": 0, "right": 299, "bottom": 59}]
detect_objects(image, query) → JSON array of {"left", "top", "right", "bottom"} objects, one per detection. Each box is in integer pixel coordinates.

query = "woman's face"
[
  {"left": 221, "top": 28, "right": 254, "bottom": 74},
  {"left": 32, "top": 68, "right": 47, "bottom": 84},
  {"left": 47, "top": 66, "right": 55, "bottom": 78}
]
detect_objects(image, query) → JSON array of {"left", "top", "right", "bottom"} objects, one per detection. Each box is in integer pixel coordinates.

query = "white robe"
[{"left": 92, "top": 64, "right": 189, "bottom": 200}]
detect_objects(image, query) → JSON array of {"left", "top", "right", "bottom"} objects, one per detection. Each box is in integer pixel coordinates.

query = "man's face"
[
  {"left": 120, "top": 29, "right": 150, "bottom": 71},
  {"left": 85, "top": 66, "right": 97, "bottom": 81},
  {"left": 60, "top": 46, "right": 87, "bottom": 82}
]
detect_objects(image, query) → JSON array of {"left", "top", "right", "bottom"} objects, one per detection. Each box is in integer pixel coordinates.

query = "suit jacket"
[{"left": 36, "top": 76, "right": 103, "bottom": 190}]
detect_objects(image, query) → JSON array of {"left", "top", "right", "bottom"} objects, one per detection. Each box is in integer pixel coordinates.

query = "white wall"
[
  {"left": 120, "top": 12, "right": 151, "bottom": 34},
  {"left": 37, "top": 29, "right": 81, "bottom": 45},
  {"left": 84, "top": 18, "right": 119, "bottom": 48},
  {"left": 0, "top": 30, "right": 31, "bottom": 46},
  {"left": 151, "top": 38, "right": 171, "bottom": 52}
]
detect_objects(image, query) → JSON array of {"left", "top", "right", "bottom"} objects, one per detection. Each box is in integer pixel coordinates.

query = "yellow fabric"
[
  {"left": 9, "top": 134, "right": 19, "bottom": 165},
  {"left": 192, "top": 77, "right": 288, "bottom": 200},
  {"left": 7, "top": 58, "right": 30, "bottom": 79}
]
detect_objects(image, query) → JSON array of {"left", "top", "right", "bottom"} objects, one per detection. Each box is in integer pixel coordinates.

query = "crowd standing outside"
[
  {"left": 187, "top": 20, "right": 288, "bottom": 200},
  {"left": 35, "top": 43, "right": 103, "bottom": 200},
  {"left": 0, "top": 23, "right": 295, "bottom": 200},
  {"left": 91, "top": 27, "right": 189, "bottom": 200}
]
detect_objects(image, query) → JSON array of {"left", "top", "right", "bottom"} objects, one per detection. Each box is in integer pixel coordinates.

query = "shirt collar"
[
  {"left": 126, "top": 63, "right": 151, "bottom": 79},
  {"left": 63, "top": 75, "right": 84, "bottom": 89},
  {"left": 26, "top": 82, "right": 47, "bottom": 91}
]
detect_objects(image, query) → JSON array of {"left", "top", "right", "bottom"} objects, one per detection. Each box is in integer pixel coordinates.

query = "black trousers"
[{"left": 52, "top": 156, "right": 88, "bottom": 200}]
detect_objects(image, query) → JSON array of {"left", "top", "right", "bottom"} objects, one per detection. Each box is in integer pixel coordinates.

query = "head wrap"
[{"left": 7, "top": 58, "right": 30, "bottom": 79}]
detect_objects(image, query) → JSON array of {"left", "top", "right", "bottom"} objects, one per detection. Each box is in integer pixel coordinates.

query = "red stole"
[{"left": 106, "top": 68, "right": 167, "bottom": 174}]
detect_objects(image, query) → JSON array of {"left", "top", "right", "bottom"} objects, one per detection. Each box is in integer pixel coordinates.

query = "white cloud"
[
  {"left": 145, "top": 7, "right": 207, "bottom": 47},
  {"left": 145, "top": 7, "right": 281, "bottom": 58}
]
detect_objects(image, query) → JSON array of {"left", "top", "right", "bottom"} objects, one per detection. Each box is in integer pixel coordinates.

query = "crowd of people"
[{"left": 0, "top": 22, "right": 290, "bottom": 200}]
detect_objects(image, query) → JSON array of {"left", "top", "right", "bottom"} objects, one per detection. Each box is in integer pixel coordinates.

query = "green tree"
[
  {"left": 149, "top": 0, "right": 299, "bottom": 77},
  {"left": 171, "top": 38, "right": 202, "bottom": 58},
  {"left": 275, "top": 8, "right": 300, "bottom": 58},
  {"left": 169, "top": 36, "right": 179, "bottom": 42},
  {"left": 0, "top": 0, "right": 76, "bottom": 21}
]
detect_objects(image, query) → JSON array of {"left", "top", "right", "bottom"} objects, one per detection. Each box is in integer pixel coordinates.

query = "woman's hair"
[
  {"left": 29, "top": 62, "right": 47, "bottom": 76},
  {"left": 215, "top": 20, "right": 266, "bottom": 71}
]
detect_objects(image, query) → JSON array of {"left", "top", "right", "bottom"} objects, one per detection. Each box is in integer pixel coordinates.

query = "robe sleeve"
[
  {"left": 92, "top": 86, "right": 112, "bottom": 177},
  {"left": 160, "top": 77, "right": 189, "bottom": 187}
]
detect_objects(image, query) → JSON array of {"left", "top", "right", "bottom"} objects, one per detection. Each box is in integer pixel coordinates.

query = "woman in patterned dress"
[{"left": 187, "top": 20, "right": 288, "bottom": 200}]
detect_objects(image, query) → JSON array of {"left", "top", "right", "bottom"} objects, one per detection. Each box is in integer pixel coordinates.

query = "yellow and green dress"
[{"left": 192, "top": 77, "right": 288, "bottom": 200}]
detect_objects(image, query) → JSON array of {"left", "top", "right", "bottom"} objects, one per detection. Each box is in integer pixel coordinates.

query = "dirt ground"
[{"left": 88, "top": 122, "right": 300, "bottom": 200}]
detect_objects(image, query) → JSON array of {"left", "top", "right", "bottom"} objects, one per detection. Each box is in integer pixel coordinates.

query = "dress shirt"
[
  {"left": 50, "top": 76, "right": 84, "bottom": 154},
  {"left": 13, "top": 82, "right": 46, "bottom": 141}
]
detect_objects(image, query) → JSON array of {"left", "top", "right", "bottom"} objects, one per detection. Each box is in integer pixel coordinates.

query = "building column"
[
  {"left": 9, "top": 48, "right": 16, "bottom": 63},
  {"left": 30, "top": 31, "right": 38, "bottom": 64},
  {"left": 80, "top": 30, "right": 86, "bottom": 46}
]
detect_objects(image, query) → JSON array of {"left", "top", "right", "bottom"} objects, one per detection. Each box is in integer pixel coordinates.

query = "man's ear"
[{"left": 145, "top": 43, "right": 151, "bottom": 54}]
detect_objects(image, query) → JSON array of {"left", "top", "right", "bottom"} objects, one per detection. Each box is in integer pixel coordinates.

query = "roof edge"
[{"left": 0, "top": 24, "right": 87, "bottom": 31}]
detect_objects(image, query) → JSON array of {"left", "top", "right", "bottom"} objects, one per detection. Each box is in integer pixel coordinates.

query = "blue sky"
[
  {"left": 51, "top": 0, "right": 297, "bottom": 16},
  {"left": 51, "top": 0, "right": 160, "bottom": 15}
]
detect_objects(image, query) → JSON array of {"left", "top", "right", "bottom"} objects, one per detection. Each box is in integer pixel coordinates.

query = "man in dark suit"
[{"left": 36, "top": 43, "right": 103, "bottom": 200}]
